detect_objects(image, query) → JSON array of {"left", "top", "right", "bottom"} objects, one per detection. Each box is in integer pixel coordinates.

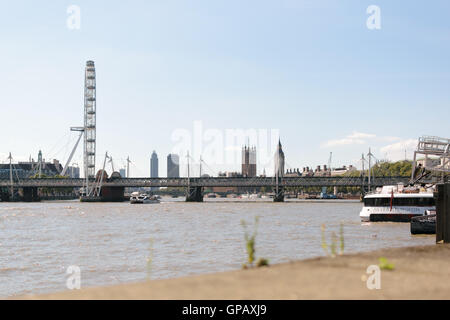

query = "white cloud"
[
  {"left": 321, "top": 131, "right": 376, "bottom": 148},
  {"left": 378, "top": 136, "right": 402, "bottom": 143},
  {"left": 348, "top": 132, "right": 376, "bottom": 140},
  {"left": 321, "top": 132, "right": 404, "bottom": 149},
  {"left": 380, "top": 139, "right": 418, "bottom": 161}
]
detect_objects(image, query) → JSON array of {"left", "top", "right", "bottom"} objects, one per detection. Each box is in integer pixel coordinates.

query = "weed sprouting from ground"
[
  {"left": 340, "top": 223, "right": 345, "bottom": 254},
  {"left": 256, "top": 257, "right": 269, "bottom": 267},
  {"left": 321, "top": 224, "right": 329, "bottom": 255},
  {"left": 321, "top": 223, "right": 345, "bottom": 258},
  {"left": 378, "top": 257, "right": 395, "bottom": 270},
  {"left": 241, "top": 216, "right": 269, "bottom": 269},
  {"left": 146, "top": 237, "right": 154, "bottom": 280}
]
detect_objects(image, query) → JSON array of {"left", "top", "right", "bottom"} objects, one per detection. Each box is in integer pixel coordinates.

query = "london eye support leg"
[
  {"left": 273, "top": 186, "right": 284, "bottom": 202},
  {"left": 186, "top": 186, "right": 203, "bottom": 202}
]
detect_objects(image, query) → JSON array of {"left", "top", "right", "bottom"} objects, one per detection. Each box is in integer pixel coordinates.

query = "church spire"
[{"left": 274, "top": 138, "right": 285, "bottom": 178}]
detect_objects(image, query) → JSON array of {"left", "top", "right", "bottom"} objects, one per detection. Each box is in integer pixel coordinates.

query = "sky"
[{"left": 0, "top": 0, "right": 449, "bottom": 177}]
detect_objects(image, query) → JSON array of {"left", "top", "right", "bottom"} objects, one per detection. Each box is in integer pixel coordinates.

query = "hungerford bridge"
[
  {"left": 1, "top": 61, "right": 444, "bottom": 202},
  {"left": 0, "top": 176, "right": 414, "bottom": 202}
]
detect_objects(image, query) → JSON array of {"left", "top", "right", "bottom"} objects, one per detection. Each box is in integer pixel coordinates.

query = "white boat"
[
  {"left": 205, "top": 193, "right": 217, "bottom": 198},
  {"left": 130, "top": 192, "right": 160, "bottom": 204},
  {"left": 360, "top": 185, "right": 435, "bottom": 222}
]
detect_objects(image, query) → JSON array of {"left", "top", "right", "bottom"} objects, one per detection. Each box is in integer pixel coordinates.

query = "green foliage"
[
  {"left": 321, "top": 223, "right": 345, "bottom": 258},
  {"left": 241, "top": 216, "right": 269, "bottom": 268},
  {"left": 146, "top": 238, "right": 154, "bottom": 280},
  {"left": 321, "top": 224, "right": 328, "bottom": 255},
  {"left": 256, "top": 258, "right": 269, "bottom": 267},
  {"left": 338, "top": 160, "right": 413, "bottom": 194},
  {"left": 340, "top": 223, "right": 345, "bottom": 254},
  {"left": 378, "top": 257, "right": 395, "bottom": 270},
  {"left": 343, "top": 160, "right": 412, "bottom": 178},
  {"left": 241, "top": 216, "right": 258, "bottom": 266},
  {"left": 330, "top": 232, "right": 337, "bottom": 256},
  {"left": 372, "top": 161, "right": 412, "bottom": 177},
  {"left": 29, "top": 173, "right": 68, "bottom": 179}
]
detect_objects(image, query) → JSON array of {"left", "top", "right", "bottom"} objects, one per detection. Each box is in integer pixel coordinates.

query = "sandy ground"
[{"left": 19, "top": 244, "right": 450, "bottom": 300}]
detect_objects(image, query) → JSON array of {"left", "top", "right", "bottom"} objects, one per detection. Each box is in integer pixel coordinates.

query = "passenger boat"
[
  {"left": 130, "top": 192, "right": 160, "bottom": 204},
  {"left": 360, "top": 185, "right": 435, "bottom": 222}
]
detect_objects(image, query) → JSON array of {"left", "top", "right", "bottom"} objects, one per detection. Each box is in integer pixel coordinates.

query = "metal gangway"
[{"left": 411, "top": 136, "right": 450, "bottom": 182}]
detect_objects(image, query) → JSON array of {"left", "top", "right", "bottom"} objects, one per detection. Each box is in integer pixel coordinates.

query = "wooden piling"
[{"left": 436, "top": 183, "right": 450, "bottom": 243}]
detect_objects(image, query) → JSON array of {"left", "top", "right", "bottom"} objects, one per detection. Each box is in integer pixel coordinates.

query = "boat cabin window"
[{"left": 364, "top": 197, "right": 435, "bottom": 207}]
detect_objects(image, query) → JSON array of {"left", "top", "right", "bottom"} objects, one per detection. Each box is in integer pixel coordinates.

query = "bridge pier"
[
  {"left": 186, "top": 186, "right": 203, "bottom": 202},
  {"left": 436, "top": 183, "right": 450, "bottom": 243},
  {"left": 22, "top": 187, "right": 40, "bottom": 202},
  {"left": 0, "top": 188, "right": 9, "bottom": 201},
  {"left": 273, "top": 186, "right": 284, "bottom": 202},
  {"left": 100, "top": 186, "right": 125, "bottom": 202}
]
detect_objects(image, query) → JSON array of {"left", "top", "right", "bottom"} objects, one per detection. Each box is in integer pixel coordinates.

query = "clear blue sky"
[{"left": 0, "top": 1, "right": 449, "bottom": 177}]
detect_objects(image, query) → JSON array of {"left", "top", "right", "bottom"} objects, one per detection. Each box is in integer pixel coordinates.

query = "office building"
[
  {"left": 151, "top": 151, "right": 159, "bottom": 178},
  {"left": 167, "top": 154, "right": 180, "bottom": 178}
]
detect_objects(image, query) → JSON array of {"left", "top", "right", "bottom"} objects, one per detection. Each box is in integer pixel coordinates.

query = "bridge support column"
[
  {"left": 186, "top": 186, "right": 203, "bottom": 202},
  {"left": 100, "top": 186, "right": 125, "bottom": 202},
  {"left": 436, "top": 183, "right": 450, "bottom": 243},
  {"left": 0, "top": 188, "right": 10, "bottom": 202},
  {"left": 22, "top": 187, "right": 40, "bottom": 202},
  {"left": 273, "top": 186, "right": 284, "bottom": 202}
]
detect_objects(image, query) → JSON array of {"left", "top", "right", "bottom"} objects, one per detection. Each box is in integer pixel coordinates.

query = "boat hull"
[
  {"left": 130, "top": 199, "right": 160, "bottom": 204},
  {"left": 411, "top": 214, "right": 436, "bottom": 234},
  {"left": 369, "top": 213, "right": 422, "bottom": 222},
  {"left": 360, "top": 206, "right": 435, "bottom": 222}
]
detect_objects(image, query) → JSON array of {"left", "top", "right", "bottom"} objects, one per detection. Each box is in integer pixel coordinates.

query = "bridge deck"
[{"left": 0, "top": 176, "right": 412, "bottom": 188}]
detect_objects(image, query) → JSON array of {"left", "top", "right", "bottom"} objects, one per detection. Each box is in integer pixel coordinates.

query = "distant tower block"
[{"left": 84, "top": 61, "right": 96, "bottom": 180}]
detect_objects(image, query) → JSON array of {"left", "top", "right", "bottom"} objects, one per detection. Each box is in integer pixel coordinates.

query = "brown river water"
[{"left": 0, "top": 198, "right": 434, "bottom": 297}]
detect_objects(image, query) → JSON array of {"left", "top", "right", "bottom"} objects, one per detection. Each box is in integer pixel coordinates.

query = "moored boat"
[
  {"left": 205, "top": 193, "right": 217, "bottom": 198},
  {"left": 360, "top": 185, "right": 435, "bottom": 222},
  {"left": 130, "top": 192, "right": 160, "bottom": 204},
  {"left": 411, "top": 213, "right": 436, "bottom": 234}
]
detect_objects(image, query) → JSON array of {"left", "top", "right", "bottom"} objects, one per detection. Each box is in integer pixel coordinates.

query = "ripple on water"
[{"left": 0, "top": 199, "right": 435, "bottom": 297}]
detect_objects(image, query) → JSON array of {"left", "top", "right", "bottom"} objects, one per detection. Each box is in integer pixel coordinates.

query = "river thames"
[{"left": 0, "top": 198, "right": 434, "bottom": 297}]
